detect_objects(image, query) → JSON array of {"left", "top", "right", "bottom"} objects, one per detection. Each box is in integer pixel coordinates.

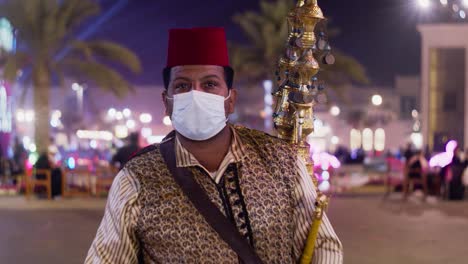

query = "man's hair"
[{"left": 163, "top": 66, "right": 234, "bottom": 90}]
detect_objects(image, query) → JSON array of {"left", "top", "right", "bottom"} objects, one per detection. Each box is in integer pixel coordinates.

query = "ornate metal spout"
[{"left": 271, "top": 0, "right": 335, "bottom": 262}]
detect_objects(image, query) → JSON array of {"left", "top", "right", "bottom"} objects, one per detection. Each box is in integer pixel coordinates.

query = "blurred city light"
[
  {"left": 318, "top": 180, "right": 330, "bottom": 192},
  {"left": 107, "top": 108, "right": 116, "bottom": 118},
  {"left": 126, "top": 119, "right": 136, "bottom": 129},
  {"left": 440, "top": 0, "right": 448, "bottom": 6},
  {"left": 374, "top": 128, "right": 385, "bottom": 151},
  {"left": 50, "top": 110, "right": 62, "bottom": 128},
  {"left": 263, "top": 80, "right": 273, "bottom": 131},
  {"left": 411, "top": 132, "right": 423, "bottom": 149},
  {"left": 16, "top": 109, "right": 25, "bottom": 122},
  {"left": 89, "top": 140, "right": 98, "bottom": 149},
  {"left": 350, "top": 129, "right": 362, "bottom": 150},
  {"left": 115, "top": 111, "right": 124, "bottom": 120},
  {"left": 22, "top": 136, "right": 31, "bottom": 148},
  {"left": 362, "top": 128, "right": 373, "bottom": 151},
  {"left": 28, "top": 152, "right": 39, "bottom": 167},
  {"left": 123, "top": 108, "right": 131, "bottom": 117},
  {"left": 67, "top": 157, "right": 76, "bottom": 170},
  {"left": 321, "top": 162, "right": 328, "bottom": 171},
  {"left": 139, "top": 113, "right": 152, "bottom": 123},
  {"left": 29, "top": 143, "right": 37, "bottom": 152},
  {"left": 371, "top": 94, "right": 383, "bottom": 106},
  {"left": 429, "top": 140, "right": 457, "bottom": 167},
  {"left": 141, "top": 127, "right": 152, "bottom": 138},
  {"left": 312, "top": 152, "right": 341, "bottom": 170},
  {"left": 460, "top": 10, "right": 466, "bottom": 19},
  {"left": 463, "top": 0, "right": 468, "bottom": 8},
  {"left": 115, "top": 125, "right": 128, "bottom": 138},
  {"left": 321, "top": 170, "right": 330, "bottom": 181},
  {"left": 0, "top": 85, "right": 10, "bottom": 133},
  {"left": 163, "top": 116, "right": 172, "bottom": 126},
  {"left": 418, "top": 0, "right": 431, "bottom": 9},
  {"left": 71, "top": 82, "right": 81, "bottom": 91},
  {"left": 50, "top": 119, "right": 60, "bottom": 128},
  {"left": 331, "top": 136, "right": 339, "bottom": 145},
  {"left": 52, "top": 110, "right": 62, "bottom": 119},
  {"left": 147, "top": 135, "right": 165, "bottom": 144},
  {"left": 311, "top": 118, "right": 331, "bottom": 137},
  {"left": 330, "top": 105, "right": 340, "bottom": 116},
  {"left": 76, "top": 130, "right": 113, "bottom": 141},
  {"left": 25, "top": 110, "right": 35, "bottom": 122}
]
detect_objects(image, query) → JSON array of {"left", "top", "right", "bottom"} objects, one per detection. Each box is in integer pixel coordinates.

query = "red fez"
[{"left": 166, "top": 27, "right": 230, "bottom": 68}]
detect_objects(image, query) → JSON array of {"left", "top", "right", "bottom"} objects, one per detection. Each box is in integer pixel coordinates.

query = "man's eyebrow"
[
  {"left": 200, "top": 75, "right": 222, "bottom": 80},
  {"left": 171, "top": 76, "right": 191, "bottom": 83}
]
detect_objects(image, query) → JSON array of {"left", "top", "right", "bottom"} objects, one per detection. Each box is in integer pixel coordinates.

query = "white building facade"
[{"left": 418, "top": 24, "right": 468, "bottom": 151}]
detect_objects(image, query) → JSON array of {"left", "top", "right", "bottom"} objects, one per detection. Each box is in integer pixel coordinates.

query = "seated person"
[
  {"left": 403, "top": 150, "right": 429, "bottom": 200},
  {"left": 34, "top": 150, "right": 63, "bottom": 198}
]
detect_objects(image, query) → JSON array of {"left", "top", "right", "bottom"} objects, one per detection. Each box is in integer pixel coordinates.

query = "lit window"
[
  {"left": 350, "top": 129, "right": 362, "bottom": 150},
  {"left": 362, "top": 128, "right": 373, "bottom": 151},
  {"left": 374, "top": 128, "right": 385, "bottom": 151}
]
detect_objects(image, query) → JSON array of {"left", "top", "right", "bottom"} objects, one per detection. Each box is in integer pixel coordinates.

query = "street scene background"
[{"left": 0, "top": 1, "right": 467, "bottom": 263}]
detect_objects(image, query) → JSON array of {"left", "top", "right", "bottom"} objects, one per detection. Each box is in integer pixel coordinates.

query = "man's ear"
[
  {"left": 162, "top": 90, "right": 171, "bottom": 116},
  {"left": 226, "top": 89, "right": 237, "bottom": 115}
]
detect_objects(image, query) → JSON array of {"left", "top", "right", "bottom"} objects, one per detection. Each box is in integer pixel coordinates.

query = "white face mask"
[{"left": 167, "top": 90, "right": 230, "bottom": 141}]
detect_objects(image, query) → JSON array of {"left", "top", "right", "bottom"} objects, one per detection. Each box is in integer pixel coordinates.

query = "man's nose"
[{"left": 192, "top": 82, "right": 203, "bottom": 92}]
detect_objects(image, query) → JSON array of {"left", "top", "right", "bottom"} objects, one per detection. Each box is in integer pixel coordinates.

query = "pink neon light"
[
  {"left": 429, "top": 140, "right": 457, "bottom": 168},
  {"left": 312, "top": 152, "right": 341, "bottom": 169}
]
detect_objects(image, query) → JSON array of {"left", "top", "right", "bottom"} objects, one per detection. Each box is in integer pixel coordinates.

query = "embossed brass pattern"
[{"left": 271, "top": 1, "right": 333, "bottom": 262}]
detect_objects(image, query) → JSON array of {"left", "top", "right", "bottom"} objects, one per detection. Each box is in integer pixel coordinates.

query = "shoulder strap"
[{"left": 159, "top": 139, "right": 263, "bottom": 264}]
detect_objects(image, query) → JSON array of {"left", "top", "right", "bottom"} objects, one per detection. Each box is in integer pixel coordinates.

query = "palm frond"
[
  {"left": 85, "top": 40, "right": 142, "bottom": 74},
  {"left": 69, "top": 40, "right": 93, "bottom": 60},
  {"left": 61, "top": 0, "right": 100, "bottom": 30},
  {"left": 329, "top": 51, "right": 369, "bottom": 85},
  {"left": 232, "top": 0, "right": 370, "bottom": 94},
  {"left": 60, "top": 58, "right": 134, "bottom": 98},
  {"left": 233, "top": 11, "right": 266, "bottom": 48}
]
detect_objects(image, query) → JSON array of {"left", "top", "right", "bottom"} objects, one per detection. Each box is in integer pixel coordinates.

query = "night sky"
[{"left": 95, "top": 0, "right": 427, "bottom": 87}]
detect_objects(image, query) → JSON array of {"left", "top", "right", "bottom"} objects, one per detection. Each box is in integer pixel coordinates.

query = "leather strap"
[{"left": 159, "top": 138, "right": 263, "bottom": 264}]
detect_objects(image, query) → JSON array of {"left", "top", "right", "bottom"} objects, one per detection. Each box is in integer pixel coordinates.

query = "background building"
[{"left": 418, "top": 24, "right": 468, "bottom": 151}]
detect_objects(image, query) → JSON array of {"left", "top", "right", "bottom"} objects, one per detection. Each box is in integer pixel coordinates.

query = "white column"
[
  {"left": 420, "top": 38, "right": 430, "bottom": 149},
  {"left": 464, "top": 45, "right": 468, "bottom": 149}
]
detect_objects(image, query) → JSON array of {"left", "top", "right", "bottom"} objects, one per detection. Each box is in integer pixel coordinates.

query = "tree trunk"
[{"left": 33, "top": 63, "right": 50, "bottom": 154}]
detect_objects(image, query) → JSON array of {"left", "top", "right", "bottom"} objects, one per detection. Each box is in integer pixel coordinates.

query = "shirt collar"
[{"left": 174, "top": 125, "right": 247, "bottom": 168}]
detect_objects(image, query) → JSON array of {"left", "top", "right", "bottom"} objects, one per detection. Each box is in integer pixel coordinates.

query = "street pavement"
[{"left": 0, "top": 193, "right": 466, "bottom": 264}]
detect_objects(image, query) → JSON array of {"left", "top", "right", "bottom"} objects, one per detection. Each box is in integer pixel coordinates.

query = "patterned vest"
[{"left": 127, "top": 126, "right": 298, "bottom": 263}]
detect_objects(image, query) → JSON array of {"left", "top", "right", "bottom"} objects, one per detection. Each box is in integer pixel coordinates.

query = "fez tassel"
[{"left": 300, "top": 193, "right": 328, "bottom": 264}]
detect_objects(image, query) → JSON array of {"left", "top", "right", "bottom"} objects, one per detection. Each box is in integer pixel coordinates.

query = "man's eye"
[
  {"left": 204, "top": 81, "right": 218, "bottom": 88},
  {"left": 175, "top": 83, "right": 190, "bottom": 90}
]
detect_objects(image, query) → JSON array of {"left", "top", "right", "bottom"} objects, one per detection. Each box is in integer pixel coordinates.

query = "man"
[{"left": 86, "top": 27, "right": 342, "bottom": 263}]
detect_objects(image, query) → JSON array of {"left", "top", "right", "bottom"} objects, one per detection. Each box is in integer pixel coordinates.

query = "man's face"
[{"left": 162, "top": 65, "right": 237, "bottom": 118}]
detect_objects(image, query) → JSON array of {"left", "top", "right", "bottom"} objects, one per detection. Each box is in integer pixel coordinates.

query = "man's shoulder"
[
  {"left": 126, "top": 131, "right": 175, "bottom": 164},
  {"left": 233, "top": 124, "right": 293, "bottom": 147},
  {"left": 125, "top": 144, "right": 161, "bottom": 168}
]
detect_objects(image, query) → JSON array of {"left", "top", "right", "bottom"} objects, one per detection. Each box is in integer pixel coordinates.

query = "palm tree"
[
  {"left": 231, "top": 0, "right": 368, "bottom": 91},
  {"left": 0, "top": 0, "right": 141, "bottom": 153}
]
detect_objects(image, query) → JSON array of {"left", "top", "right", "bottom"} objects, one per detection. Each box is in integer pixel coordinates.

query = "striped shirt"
[{"left": 85, "top": 129, "right": 343, "bottom": 263}]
